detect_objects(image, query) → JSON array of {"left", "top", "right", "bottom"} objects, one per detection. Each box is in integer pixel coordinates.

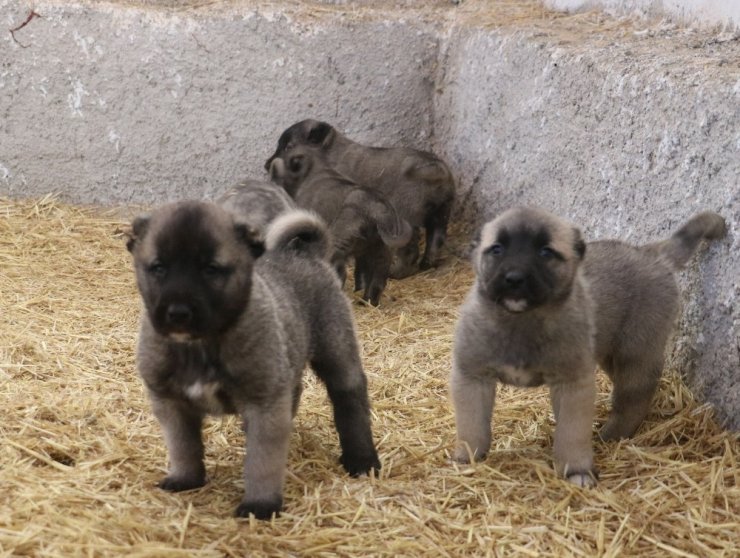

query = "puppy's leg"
[
  {"left": 353, "top": 256, "right": 367, "bottom": 293},
  {"left": 600, "top": 356, "right": 662, "bottom": 441},
  {"left": 291, "top": 380, "right": 303, "bottom": 419},
  {"left": 235, "top": 398, "right": 293, "bottom": 519},
  {"left": 450, "top": 366, "right": 496, "bottom": 463},
  {"left": 362, "top": 245, "right": 392, "bottom": 307},
  {"left": 550, "top": 374, "right": 597, "bottom": 487},
  {"left": 151, "top": 396, "right": 206, "bottom": 491},
  {"left": 311, "top": 330, "right": 380, "bottom": 476},
  {"left": 389, "top": 228, "right": 421, "bottom": 279},
  {"left": 419, "top": 201, "right": 452, "bottom": 270}
]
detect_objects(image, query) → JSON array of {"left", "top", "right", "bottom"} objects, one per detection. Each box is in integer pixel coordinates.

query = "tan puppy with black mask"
[
  {"left": 126, "top": 201, "right": 380, "bottom": 519},
  {"left": 451, "top": 207, "right": 726, "bottom": 486}
]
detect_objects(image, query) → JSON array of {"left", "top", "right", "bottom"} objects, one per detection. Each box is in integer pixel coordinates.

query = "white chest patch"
[
  {"left": 185, "top": 381, "right": 225, "bottom": 415},
  {"left": 495, "top": 364, "right": 543, "bottom": 387},
  {"left": 503, "top": 298, "right": 528, "bottom": 312}
]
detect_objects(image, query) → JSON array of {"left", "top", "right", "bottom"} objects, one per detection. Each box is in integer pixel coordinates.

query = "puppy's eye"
[
  {"left": 147, "top": 261, "right": 167, "bottom": 277},
  {"left": 203, "top": 263, "right": 230, "bottom": 278},
  {"left": 539, "top": 246, "right": 556, "bottom": 259},
  {"left": 485, "top": 244, "right": 504, "bottom": 256}
]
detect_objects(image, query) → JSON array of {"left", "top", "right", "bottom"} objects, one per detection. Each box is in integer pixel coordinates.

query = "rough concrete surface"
[
  {"left": 1, "top": 0, "right": 738, "bottom": 429},
  {"left": 546, "top": 0, "right": 740, "bottom": 30}
]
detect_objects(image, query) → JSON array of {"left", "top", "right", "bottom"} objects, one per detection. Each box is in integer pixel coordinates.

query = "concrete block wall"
[
  {"left": 1, "top": 1, "right": 440, "bottom": 204},
  {"left": 545, "top": 0, "right": 740, "bottom": 30},
  {"left": 2, "top": 0, "right": 737, "bottom": 429}
]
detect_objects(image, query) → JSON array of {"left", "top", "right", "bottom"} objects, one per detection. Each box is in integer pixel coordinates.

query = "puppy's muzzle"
[
  {"left": 165, "top": 303, "right": 194, "bottom": 328},
  {"left": 504, "top": 270, "right": 525, "bottom": 289}
]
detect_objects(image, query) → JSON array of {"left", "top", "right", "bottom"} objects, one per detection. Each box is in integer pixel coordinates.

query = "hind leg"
[
  {"left": 600, "top": 357, "right": 663, "bottom": 441},
  {"left": 310, "top": 312, "right": 380, "bottom": 475},
  {"left": 419, "top": 201, "right": 452, "bottom": 270},
  {"left": 389, "top": 228, "right": 421, "bottom": 279}
]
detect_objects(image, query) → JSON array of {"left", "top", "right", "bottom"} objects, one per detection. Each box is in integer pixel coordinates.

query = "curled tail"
[
  {"left": 265, "top": 209, "right": 332, "bottom": 260},
  {"left": 653, "top": 211, "right": 727, "bottom": 270}
]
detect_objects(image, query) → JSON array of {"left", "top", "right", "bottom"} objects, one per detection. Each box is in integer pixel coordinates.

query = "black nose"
[
  {"left": 166, "top": 304, "right": 193, "bottom": 326},
  {"left": 504, "top": 271, "right": 525, "bottom": 288}
]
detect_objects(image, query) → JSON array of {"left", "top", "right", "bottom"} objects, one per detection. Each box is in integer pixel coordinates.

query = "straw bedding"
[{"left": 0, "top": 196, "right": 737, "bottom": 557}]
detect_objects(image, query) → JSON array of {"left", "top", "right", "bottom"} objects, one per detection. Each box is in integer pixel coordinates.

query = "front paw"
[
  {"left": 235, "top": 497, "right": 283, "bottom": 520},
  {"left": 599, "top": 420, "right": 637, "bottom": 442},
  {"left": 565, "top": 468, "right": 599, "bottom": 488},
  {"left": 158, "top": 474, "right": 206, "bottom": 492},
  {"left": 453, "top": 443, "right": 486, "bottom": 464},
  {"left": 340, "top": 451, "right": 381, "bottom": 477}
]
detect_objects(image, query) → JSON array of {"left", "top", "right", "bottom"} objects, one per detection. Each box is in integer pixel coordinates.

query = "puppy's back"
[{"left": 585, "top": 241, "right": 680, "bottom": 361}]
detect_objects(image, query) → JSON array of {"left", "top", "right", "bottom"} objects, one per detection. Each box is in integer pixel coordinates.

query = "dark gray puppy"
[
  {"left": 126, "top": 201, "right": 381, "bottom": 519},
  {"left": 264, "top": 119, "right": 455, "bottom": 277},
  {"left": 217, "top": 179, "right": 296, "bottom": 231},
  {"left": 270, "top": 146, "right": 412, "bottom": 306},
  {"left": 451, "top": 207, "right": 726, "bottom": 487}
]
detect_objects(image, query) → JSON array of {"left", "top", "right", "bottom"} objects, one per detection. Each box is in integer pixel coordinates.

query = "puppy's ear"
[
  {"left": 125, "top": 215, "right": 150, "bottom": 253},
  {"left": 468, "top": 229, "right": 481, "bottom": 261},
  {"left": 307, "top": 121, "right": 334, "bottom": 147},
  {"left": 573, "top": 227, "right": 586, "bottom": 260},
  {"left": 234, "top": 223, "right": 265, "bottom": 259}
]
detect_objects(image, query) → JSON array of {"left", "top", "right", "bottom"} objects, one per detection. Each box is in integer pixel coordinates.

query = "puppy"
[
  {"left": 217, "top": 178, "right": 295, "bottom": 231},
  {"left": 264, "top": 119, "right": 455, "bottom": 277},
  {"left": 126, "top": 201, "right": 381, "bottom": 519},
  {"left": 451, "top": 207, "right": 726, "bottom": 486},
  {"left": 270, "top": 146, "right": 412, "bottom": 306}
]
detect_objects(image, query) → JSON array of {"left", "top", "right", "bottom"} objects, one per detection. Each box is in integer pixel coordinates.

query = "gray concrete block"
[
  {"left": 2, "top": 0, "right": 440, "bottom": 204},
  {"left": 2, "top": 0, "right": 737, "bottom": 429}
]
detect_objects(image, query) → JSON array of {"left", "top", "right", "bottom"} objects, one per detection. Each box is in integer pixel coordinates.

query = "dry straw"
[{"left": 0, "top": 196, "right": 737, "bottom": 557}]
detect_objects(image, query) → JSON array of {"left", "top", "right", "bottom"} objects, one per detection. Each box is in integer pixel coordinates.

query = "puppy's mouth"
[
  {"left": 500, "top": 298, "right": 529, "bottom": 313},
  {"left": 168, "top": 332, "right": 197, "bottom": 343}
]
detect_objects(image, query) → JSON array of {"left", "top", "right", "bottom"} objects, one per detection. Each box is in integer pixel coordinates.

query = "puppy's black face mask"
[
  {"left": 131, "top": 204, "right": 262, "bottom": 342},
  {"left": 264, "top": 119, "right": 333, "bottom": 171},
  {"left": 477, "top": 226, "right": 579, "bottom": 313}
]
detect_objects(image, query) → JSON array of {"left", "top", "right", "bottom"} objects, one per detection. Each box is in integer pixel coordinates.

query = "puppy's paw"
[
  {"left": 453, "top": 444, "right": 485, "bottom": 464},
  {"left": 234, "top": 497, "right": 283, "bottom": 520},
  {"left": 158, "top": 475, "right": 206, "bottom": 492},
  {"left": 565, "top": 469, "right": 598, "bottom": 488},
  {"left": 340, "top": 451, "right": 381, "bottom": 477},
  {"left": 599, "top": 420, "right": 635, "bottom": 442}
]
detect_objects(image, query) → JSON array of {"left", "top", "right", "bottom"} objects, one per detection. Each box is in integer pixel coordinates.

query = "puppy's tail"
[
  {"left": 265, "top": 209, "right": 332, "bottom": 260},
  {"left": 651, "top": 211, "right": 727, "bottom": 270}
]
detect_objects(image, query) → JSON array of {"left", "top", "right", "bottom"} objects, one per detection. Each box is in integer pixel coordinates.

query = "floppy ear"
[
  {"left": 234, "top": 222, "right": 265, "bottom": 259},
  {"left": 573, "top": 227, "right": 586, "bottom": 260},
  {"left": 307, "top": 121, "right": 334, "bottom": 147},
  {"left": 125, "top": 215, "right": 150, "bottom": 253}
]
